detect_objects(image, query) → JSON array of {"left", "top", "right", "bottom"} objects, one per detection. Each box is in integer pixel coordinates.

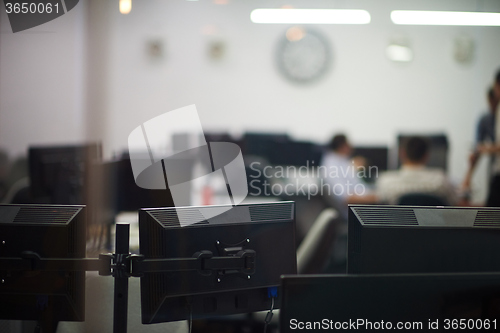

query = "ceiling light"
[
  {"left": 119, "top": 0, "right": 131, "bottom": 15},
  {"left": 386, "top": 45, "right": 413, "bottom": 62},
  {"left": 250, "top": 9, "right": 371, "bottom": 24},
  {"left": 391, "top": 10, "right": 500, "bottom": 26}
]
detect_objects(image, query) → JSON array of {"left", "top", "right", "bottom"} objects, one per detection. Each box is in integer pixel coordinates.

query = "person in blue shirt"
[{"left": 463, "top": 71, "right": 500, "bottom": 206}]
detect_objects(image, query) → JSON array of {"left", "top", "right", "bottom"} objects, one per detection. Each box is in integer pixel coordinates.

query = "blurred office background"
[
  {"left": 1, "top": 0, "right": 500, "bottom": 202},
  {"left": 1, "top": 1, "right": 500, "bottom": 332}
]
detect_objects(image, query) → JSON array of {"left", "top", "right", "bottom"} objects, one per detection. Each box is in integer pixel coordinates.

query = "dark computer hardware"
[
  {"left": 241, "top": 132, "right": 290, "bottom": 160},
  {"left": 204, "top": 132, "right": 238, "bottom": 144},
  {"left": 138, "top": 201, "right": 297, "bottom": 324},
  {"left": 109, "top": 155, "right": 175, "bottom": 212},
  {"left": 0, "top": 204, "right": 87, "bottom": 332},
  {"left": 268, "top": 141, "right": 323, "bottom": 167},
  {"left": 397, "top": 134, "right": 448, "bottom": 171},
  {"left": 347, "top": 205, "right": 500, "bottom": 274},
  {"left": 352, "top": 146, "right": 389, "bottom": 181},
  {"left": 29, "top": 144, "right": 101, "bottom": 204},
  {"left": 280, "top": 273, "right": 500, "bottom": 333}
]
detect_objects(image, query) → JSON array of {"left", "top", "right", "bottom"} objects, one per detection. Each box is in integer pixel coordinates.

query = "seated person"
[
  {"left": 376, "top": 136, "right": 458, "bottom": 205},
  {"left": 320, "top": 134, "right": 377, "bottom": 220}
]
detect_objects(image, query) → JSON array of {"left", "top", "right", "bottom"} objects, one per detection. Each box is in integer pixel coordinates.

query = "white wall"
[
  {"left": 1, "top": 0, "right": 499, "bottom": 202},
  {"left": 101, "top": 0, "right": 500, "bottom": 201},
  {"left": 0, "top": 0, "right": 88, "bottom": 158}
]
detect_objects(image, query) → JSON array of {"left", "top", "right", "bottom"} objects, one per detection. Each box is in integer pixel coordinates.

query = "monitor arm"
[
  {"left": 0, "top": 224, "right": 257, "bottom": 333},
  {"left": 0, "top": 249, "right": 256, "bottom": 279},
  {"left": 0, "top": 252, "right": 109, "bottom": 275},
  {"left": 129, "top": 249, "right": 256, "bottom": 277}
]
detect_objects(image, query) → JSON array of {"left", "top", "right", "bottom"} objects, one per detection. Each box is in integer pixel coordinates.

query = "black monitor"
[
  {"left": 352, "top": 146, "right": 388, "bottom": 181},
  {"left": 0, "top": 204, "right": 86, "bottom": 332},
  {"left": 29, "top": 144, "right": 101, "bottom": 204},
  {"left": 105, "top": 155, "right": 175, "bottom": 212},
  {"left": 347, "top": 205, "right": 500, "bottom": 274},
  {"left": 268, "top": 141, "right": 323, "bottom": 167},
  {"left": 241, "top": 132, "right": 290, "bottom": 160},
  {"left": 203, "top": 132, "right": 238, "bottom": 144},
  {"left": 280, "top": 273, "right": 500, "bottom": 333},
  {"left": 397, "top": 134, "right": 448, "bottom": 171},
  {"left": 138, "top": 201, "right": 297, "bottom": 324}
]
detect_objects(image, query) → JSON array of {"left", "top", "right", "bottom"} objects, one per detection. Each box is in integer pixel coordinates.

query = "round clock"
[{"left": 276, "top": 27, "right": 331, "bottom": 84}]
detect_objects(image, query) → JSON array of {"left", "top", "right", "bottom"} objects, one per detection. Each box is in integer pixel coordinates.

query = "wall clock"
[{"left": 276, "top": 27, "right": 331, "bottom": 84}]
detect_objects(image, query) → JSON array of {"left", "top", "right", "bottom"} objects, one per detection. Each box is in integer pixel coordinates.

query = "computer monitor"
[
  {"left": 106, "top": 155, "right": 175, "bottom": 212},
  {"left": 347, "top": 205, "right": 500, "bottom": 274},
  {"left": 29, "top": 144, "right": 101, "bottom": 204},
  {"left": 241, "top": 132, "right": 290, "bottom": 161},
  {"left": 280, "top": 273, "right": 500, "bottom": 333},
  {"left": 397, "top": 134, "right": 448, "bottom": 171},
  {"left": 203, "top": 132, "right": 238, "bottom": 144},
  {"left": 352, "top": 146, "right": 388, "bottom": 182},
  {"left": 268, "top": 141, "right": 323, "bottom": 167},
  {"left": 0, "top": 204, "right": 87, "bottom": 332},
  {"left": 138, "top": 201, "right": 297, "bottom": 324}
]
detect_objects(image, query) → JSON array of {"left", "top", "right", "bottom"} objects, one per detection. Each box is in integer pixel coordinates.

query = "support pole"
[{"left": 113, "top": 223, "right": 130, "bottom": 333}]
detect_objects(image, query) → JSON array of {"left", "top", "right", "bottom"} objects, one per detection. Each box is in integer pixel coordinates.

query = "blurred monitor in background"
[
  {"left": 241, "top": 132, "right": 290, "bottom": 162},
  {"left": 377, "top": 136, "right": 457, "bottom": 205},
  {"left": 351, "top": 146, "right": 388, "bottom": 184},
  {"left": 110, "top": 153, "right": 175, "bottom": 212},
  {"left": 397, "top": 134, "right": 448, "bottom": 171},
  {"left": 29, "top": 144, "right": 101, "bottom": 205}
]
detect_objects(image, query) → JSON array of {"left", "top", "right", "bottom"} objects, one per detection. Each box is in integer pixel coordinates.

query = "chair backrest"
[
  {"left": 1, "top": 177, "right": 29, "bottom": 204},
  {"left": 397, "top": 192, "right": 448, "bottom": 206},
  {"left": 296, "top": 208, "right": 339, "bottom": 274}
]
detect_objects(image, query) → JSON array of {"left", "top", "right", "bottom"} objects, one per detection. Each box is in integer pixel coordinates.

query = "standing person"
[{"left": 463, "top": 69, "right": 500, "bottom": 206}]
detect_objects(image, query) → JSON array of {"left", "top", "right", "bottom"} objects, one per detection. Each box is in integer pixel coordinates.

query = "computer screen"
[
  {"left": 268, "top": 141, "right": 323, "bottom": 167},
  {"left": 352, "top": 146, "right": 388, "bottom": 178},
  {"left": 203, "top": 132, "right": 238, "bottom": 145},
  {"left": 0, "top": 204, "right": 87, "bottom": 331},
  {"left": 241, "top": 132, "right": 290, "bottom": 160},
  {"left": 138, "top": 201, "right": 297, "bottom": 324},
  {"left": 347, "top": 205, "right": 500, "bottom": 274},
  {"left": 105, "top": 155, "right": 175, "bottom": 212},
  {"left": 280, "top": 273, "right": 500, "bottom": 333},
  {"left": 29, "top": 144, "right": 101, "bottom": 204},
  {"left": 397, "top": 134, "right": 448, "bottom": 171}
]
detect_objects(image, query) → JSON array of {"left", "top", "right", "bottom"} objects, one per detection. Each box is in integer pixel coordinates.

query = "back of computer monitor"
[
  {"left": 280, "top": 273, "right": 500, "bottom": 333},
  {"left": 29, "top": 144, "right": 101, "bottom": 205},
  {"left": 397, "top": 134, "right": 448, "bottom": 171},
  {"left": 0, "top": 204, "right": 86, "bottom": 325},
  {"left": 347, "top": 205, "right": 500, "bottom": 274},
  {"left": 139, "top": 201, "right": 297, "bottom": 323}
]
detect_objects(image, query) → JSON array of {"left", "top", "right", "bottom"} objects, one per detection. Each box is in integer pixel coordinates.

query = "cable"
[
  {"left": 189, "top": 307, "right": 193, "bottom": 333},
  {"left": 263, "top": 296, "right": 275, "bottom": 333}
]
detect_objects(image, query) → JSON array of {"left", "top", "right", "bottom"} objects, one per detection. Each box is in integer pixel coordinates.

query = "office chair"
[
  {"left": 397, "top": 192, "right": 449, "bottom": 206},
  {"left": 252, "top": 207, "right": 339, "bottom": 327},
  {"left": 1, "top": 177, "right": 29, "bottom": 204},
  {"left": 296, "top": 208, "right": 339, "bottom": 274}
]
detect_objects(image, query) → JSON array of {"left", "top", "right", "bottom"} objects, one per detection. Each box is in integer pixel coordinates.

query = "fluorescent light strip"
[
  {"left": 250, "top": 9, "right": 371, "bottom": 24},
  {"left": 391, "top": 10, "right": 500, "bottom": 26}
]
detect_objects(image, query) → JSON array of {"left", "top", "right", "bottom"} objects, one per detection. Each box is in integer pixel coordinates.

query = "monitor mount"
[{"left": 1, "top": 224, "right": 257, "bottom": 333}]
